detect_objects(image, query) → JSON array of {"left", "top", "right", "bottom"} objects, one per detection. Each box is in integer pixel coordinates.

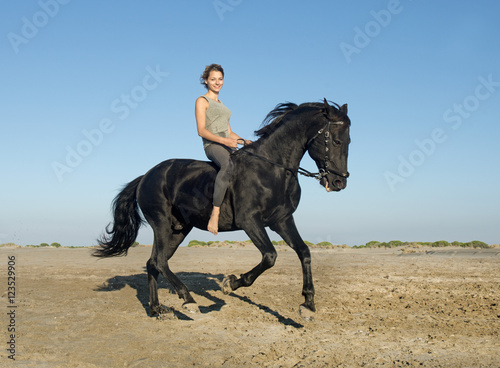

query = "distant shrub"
[
  {"left": 404, "top": 242, "right": 422, "bottom": 248},
  {"left": 188, "top": 240, "right": 207, "bottom": 247},
  {"left": 365, "top": 241, "right": 381, "bottom": 248},
  {"left": 385, "top": 240, "right": 403, "bottom": 248},
  {"left": 465, "top": 240, "right": 489, "bottom": 249},
  {"left": 50, "top": 242, "right": 62, "bottom": 248},
  {"left": 316, "top": 241, "right": 333, "bottom": 247},
  {"left": 360, "top": 240, "right": 403, "bottom": 248},
  {"left": 432, "top": 240, "right": 449, "bottom": 247},
  {"left": 40, "top": 243, "right": 49, "bottom": 247}
]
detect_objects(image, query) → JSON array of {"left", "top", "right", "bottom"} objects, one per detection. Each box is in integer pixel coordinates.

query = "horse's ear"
[
  {"left": 322, "top": 98, "right": 334, "bottom": 119},
  {"left": 340, "top": 104, "right": 348, "bottom": 115}
]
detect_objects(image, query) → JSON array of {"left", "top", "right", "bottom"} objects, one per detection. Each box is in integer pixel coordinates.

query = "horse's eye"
[{"left": 333, "top": 140, "right": 341, "bottom": 146}]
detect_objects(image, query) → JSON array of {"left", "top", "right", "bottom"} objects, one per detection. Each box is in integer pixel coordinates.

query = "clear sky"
[{"left": 1, "top": 0, "right": 499, "bottom": 247}]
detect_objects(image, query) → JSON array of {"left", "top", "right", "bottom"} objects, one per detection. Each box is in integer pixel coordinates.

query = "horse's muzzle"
[{"left": 321, "top": 175, "right": 347, "bottom": 192}]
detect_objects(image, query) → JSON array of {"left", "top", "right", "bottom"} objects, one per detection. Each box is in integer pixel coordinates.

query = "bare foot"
[{"left": 207, "top": 207, "right": 220, "bottom": 235}]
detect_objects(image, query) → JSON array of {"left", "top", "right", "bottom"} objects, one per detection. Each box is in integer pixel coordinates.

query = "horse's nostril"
[{"left": 335, "top": 180, "right": 342, "bottom": 187}]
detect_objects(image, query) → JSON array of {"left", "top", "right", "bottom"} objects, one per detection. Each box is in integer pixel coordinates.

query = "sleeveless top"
[{"left": 200, "top": 95, "right": 231, "bottom": 149}]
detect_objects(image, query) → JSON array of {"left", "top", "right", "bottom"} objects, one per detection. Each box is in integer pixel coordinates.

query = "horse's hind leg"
[{"left": 146, "top": 258, "right": 163, "bottom": 315}]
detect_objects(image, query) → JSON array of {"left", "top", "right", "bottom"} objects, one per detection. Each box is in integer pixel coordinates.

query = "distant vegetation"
[
  {"left": 26, "top": 242, "right": 62, "bottom": 248},
  {"left": 0, "top": 240, "right": 497, "bottom": 249},
  {"left": 187, "top": 239, "right": 496, "bottom": 249},
  {"left": 187, "top": 240, "right": 253, "bottom": 247},
  {"left": 0, "top": 241, "right": 146, "bottom": 249},
  {"left": 187, "top": 240, "right": 348, "bottom": 248},
  {"left": 352, "top": 240, "right": 493, "bottom": 249}
]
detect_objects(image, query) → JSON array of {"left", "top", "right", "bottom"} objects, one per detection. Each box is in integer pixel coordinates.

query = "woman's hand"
[
  {"left": 237, "top": 138, "right": 252, "bottom": 146},
  {"left": 223, "top": 137, "right": 239, "bottom": 148}
]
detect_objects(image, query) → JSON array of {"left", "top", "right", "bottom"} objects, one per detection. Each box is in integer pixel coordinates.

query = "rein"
[{"left": 237, "top": 121, "right": 350, "bottom": 181}]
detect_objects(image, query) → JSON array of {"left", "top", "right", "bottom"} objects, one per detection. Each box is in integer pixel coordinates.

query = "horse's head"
[{"left": 307, "top": 99, "right": 351, "bottom": 192}]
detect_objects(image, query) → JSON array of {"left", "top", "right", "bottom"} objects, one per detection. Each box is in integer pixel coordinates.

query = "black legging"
[{"left": 204, "top": 143, "right": 234, "bottom": 207}]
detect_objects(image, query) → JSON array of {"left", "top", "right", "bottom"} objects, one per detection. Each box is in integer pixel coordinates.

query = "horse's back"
[
  {"left": 137, "top": 158, "right": 218, "bottom": 229},
  {"left": 140, "top": 158, "right": 217, "bottom": 195}
]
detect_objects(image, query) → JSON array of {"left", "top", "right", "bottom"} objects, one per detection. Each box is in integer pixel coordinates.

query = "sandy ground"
[{"left": 1, "top": 245, "right": 499, "bottom": 367}]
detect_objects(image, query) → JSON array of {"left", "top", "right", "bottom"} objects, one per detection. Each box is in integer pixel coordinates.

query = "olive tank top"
[{"left": 200, "top": 95, "right": 231, "bottom": 148}]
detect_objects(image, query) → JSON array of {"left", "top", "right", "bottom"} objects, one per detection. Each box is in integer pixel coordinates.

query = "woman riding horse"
[
  {"left": 94, "top": 95, "right": 351, "bottom": 320},
  {"left": 195, "top": 64, "right": 251, "bottom": 235}
]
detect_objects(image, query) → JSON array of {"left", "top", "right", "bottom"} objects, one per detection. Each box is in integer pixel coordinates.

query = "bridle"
[
  {"left": 302, "top": 120, "right": 350, "bottom": 181},
  {"left": 237, "top": 120, "right": 350, "bottom": 182}
]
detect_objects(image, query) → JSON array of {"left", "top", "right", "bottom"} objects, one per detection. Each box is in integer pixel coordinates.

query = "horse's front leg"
[
  {"left": 223, "top": 220, "right": 277, "bottom": 293},
  {"left": 270, "top": 216, "right": 315, "bottom": 320}
]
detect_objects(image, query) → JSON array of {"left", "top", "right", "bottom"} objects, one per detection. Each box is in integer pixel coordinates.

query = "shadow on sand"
[{"left": 94, "top": 270, "right": 303, "bottom": 327}]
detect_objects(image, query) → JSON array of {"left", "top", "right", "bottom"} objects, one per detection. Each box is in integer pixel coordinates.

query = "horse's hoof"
[
  {"left": 182, "top": 302, "right": 200, "bottom": 314},
  {"left": 150, "top": 304, "right": 176, "bottom": 319},
  {"left": 150, "top": 304, "right": 164, "bottom": 316},
  {"left": 222, "top": 275, "right": 236, "bottom": 295},
  {"left": 299, "top": 305, "right": 315, "bottom": 321}
]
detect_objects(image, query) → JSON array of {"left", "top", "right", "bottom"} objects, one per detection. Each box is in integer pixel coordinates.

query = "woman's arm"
[
  {"left": 195, "top": 97, "right": 238, "bottom": 148},
  {"left": 228, "top": 124, "right": 252, "bottom": 145}
]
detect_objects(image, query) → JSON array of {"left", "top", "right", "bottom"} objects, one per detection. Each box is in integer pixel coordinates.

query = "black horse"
[{"left": 93, "top": 99, "right": 351, "bottom": 320}]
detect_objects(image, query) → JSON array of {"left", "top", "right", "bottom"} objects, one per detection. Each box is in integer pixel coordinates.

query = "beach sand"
[{"left": 1, "top": 245, "right": 499, "bottom": 367}]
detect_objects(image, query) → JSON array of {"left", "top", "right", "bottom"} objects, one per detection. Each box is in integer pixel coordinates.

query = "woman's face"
[{"left": 205, "top": 71, "right": 224, "bottom": 93}]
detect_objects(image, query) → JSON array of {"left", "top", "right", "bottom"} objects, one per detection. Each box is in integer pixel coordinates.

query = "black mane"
[
  {"left": 254, "top": 102, "right": 299, "bottom": 138},
  {"left": 254, "top": 101, "right": 346, "bottom": 139}
]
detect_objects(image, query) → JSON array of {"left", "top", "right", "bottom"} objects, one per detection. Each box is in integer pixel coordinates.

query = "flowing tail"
[{"left": 93, "top": 176, "right": 145, "bottom": 257}]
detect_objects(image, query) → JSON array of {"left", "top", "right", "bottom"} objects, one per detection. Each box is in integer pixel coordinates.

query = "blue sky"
[{"left": 1, "top": 0, "right": 499, "bottom": 247}]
